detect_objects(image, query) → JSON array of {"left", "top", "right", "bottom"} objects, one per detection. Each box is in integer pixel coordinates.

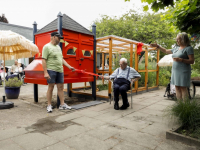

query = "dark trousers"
[{"left": 114, "top": 78, "right": 130, "bottom": 105}]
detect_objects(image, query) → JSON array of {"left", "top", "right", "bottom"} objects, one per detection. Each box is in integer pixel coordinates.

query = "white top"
[{"left": 110, "top": 66, "right": 141, "bottom": 82}]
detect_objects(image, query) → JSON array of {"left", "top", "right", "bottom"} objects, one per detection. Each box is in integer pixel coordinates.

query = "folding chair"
[{"left": 109, "top": 78, "right": 135, "bottom": 109}]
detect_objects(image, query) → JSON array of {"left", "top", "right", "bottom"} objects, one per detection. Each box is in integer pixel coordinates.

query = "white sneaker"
[
  {"left": 47, "top": 105, "right": 53, "bottom": 113},
  {"left": 59, "top": 103, "right": 71, "bottom": 110}
]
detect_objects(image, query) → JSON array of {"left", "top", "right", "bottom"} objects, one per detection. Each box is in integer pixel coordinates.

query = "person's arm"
[
  {"left": 173, "top": 54, "right": 194, "bottom": 64},
  {"left": 130, "top": 68, "right": 141, "bottom": 82},
  {"left": 42, "top": 45, "right": 50, "bottom": 80},
  {"left": 42, "top": 59, "right": 50, "bottom": 80},
  {"left": 63, "top": 59, "right": 75, "bottom": 71},
  {"left": 99, "top": 68, "right": 118, "bottom": 80},
  {"left": 150, "top": 43, "right": 172, "bottom": 54},
  {"left": 131, "top": 77, "right": 140, "bottom": 82}
]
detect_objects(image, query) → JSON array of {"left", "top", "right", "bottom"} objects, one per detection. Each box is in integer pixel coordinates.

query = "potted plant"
[{"left": 3, "top": 77, "right": 23, "bottom": 99}]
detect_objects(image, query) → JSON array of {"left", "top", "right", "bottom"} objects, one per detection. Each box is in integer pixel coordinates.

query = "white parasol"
[
  {"left": 157, "top": 54, "right": 173, "bottom": 67},
  {"left": 0, "top": 30, "right": 39, "bottom": 108}
]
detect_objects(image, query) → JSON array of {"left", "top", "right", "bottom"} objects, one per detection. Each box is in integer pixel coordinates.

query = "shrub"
[
  {"left": 97, "top": 83, "right": 108, "bottom": 91},
  {"left": 191, "top": 69, "right": 200, "bottom": 78},
  {"left": 3, "top": 77, "right": 23, "bottom": 87},
  {"left": 166, "top": 99, "right": 200, "bottom": 139}
]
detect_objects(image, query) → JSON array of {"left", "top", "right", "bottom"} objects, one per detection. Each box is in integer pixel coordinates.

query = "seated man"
[
  {"left": 100, "top": 58, "right": 141, "bottom": 110},
  {"left": 11, "top": 60, "right": 22, "bottom": 75}
]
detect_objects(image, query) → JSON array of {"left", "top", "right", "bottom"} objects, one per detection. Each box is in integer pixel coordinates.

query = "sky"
[{"left": 0, "top": 0, "right": 146, "bottom": 30}]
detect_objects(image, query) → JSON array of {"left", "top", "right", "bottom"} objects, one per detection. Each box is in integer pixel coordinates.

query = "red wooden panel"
[{"left": 35, "top": 31, "right": 53, "bottom": 58}]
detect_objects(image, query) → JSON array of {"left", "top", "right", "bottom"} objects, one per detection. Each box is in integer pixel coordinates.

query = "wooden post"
[
  {"left": 102, "top": 52, "right": 105, "bottom": 84},
  {"left": 145, "top": 47, "right": 148, "bottom": 90},
  {"left": 156, "top": 50, "right": 160, "bottom": 86},
  {"left": 134, "top": 44, "right": 138, "bottom": 90},
  {"left": 108, "top": 38, "right": 112, "bottom": 97},
  {"left": 3, "top": 47, "right": 6, "bottom": 102},
  {"left": 130, "top": 44, "right": 133, "bottom": 67}
]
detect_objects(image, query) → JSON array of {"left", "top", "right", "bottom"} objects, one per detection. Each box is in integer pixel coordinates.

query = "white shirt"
[{"left": 110, "top": 66, "right": 141, "bottom": 82}]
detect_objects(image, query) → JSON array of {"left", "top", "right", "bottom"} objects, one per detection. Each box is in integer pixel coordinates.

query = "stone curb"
[{"left": 166, "top": 126, "right": 200, "bottom": 147}]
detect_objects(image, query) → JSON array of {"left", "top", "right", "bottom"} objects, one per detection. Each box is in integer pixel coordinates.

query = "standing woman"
[{"left": 150, "top": 32, "right": 194, "bottom": 100}]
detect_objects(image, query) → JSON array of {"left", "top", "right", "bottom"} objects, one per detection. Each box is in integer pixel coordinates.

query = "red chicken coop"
[{"left": 24, "top": 13, "right": 95, "bottom": 85}]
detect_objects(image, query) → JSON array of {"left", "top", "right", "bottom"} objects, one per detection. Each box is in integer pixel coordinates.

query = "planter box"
[{"left": 166, "top": 126, "right": 200, "bottom": 147}]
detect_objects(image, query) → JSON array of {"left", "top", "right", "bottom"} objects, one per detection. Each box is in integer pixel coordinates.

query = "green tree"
[
  {"left": 125, "top": 0, "right": 200, "bottom": 34},
  {"left": 94, "top": 9, "right": 179, "bottom": 58},
  {"left": 0, "top": 14, "right": 9, "bottom": 23}
]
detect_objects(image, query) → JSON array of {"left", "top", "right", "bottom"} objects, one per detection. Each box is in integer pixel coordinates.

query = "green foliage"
[
  {"left": 3, "top": 77, "right": 23, "bottom": 87},
  {"left": 113, "top": 52, "right": 135, "bottom": 71},
  {"left": 159, "top": 67, "right": 171, "bottom": 86},
  {"left": 94, "top": 9, "right": 178, "bottom": 60},
  {"left": 192, "top": 45, "right": 200, "bottom": 71},
  {"left": 97, "top": 83, "right": 108, "bottom": 91},
  {"left": 166, "top": 99, "right": 200, "bottom": 139},
  {"left": 191, "top": 69, "right": 200, "bottom": 78},
  {"left": 138, "top": 0, "right": 200, "bottom": 34},
  {"left": 138, "top": 72, "right": 145, "bottom": 87},
  {"left": 164, "top": 0, "right": 200, "bottom": 34}
]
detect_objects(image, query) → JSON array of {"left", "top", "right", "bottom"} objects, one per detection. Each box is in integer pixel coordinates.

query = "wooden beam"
[
  {"left": 138, "top": 70, "right": 157, "bottom": 72},
  {"left": 102, "top": 52, "right": 105, "bottom": 84},
  {"left": 97, "top": 41, "right": 130, "bottom": 49},
  {"left": 111, "top": 37, "right": 134, "bottom": 44},
  {"left": 156, "top": 50, "right": 160, "bottom": 86},
  {"left": 134, "top": 45, "right": 138, "bottom": 91},
  {"left": 97, "top": 44, "right": 129, "bottom": 51},
  {"left": 145, "top": 47, "right": 148, "bottom": 89},
  {"left": 108, "top": 38, "right": 112, "bottom": 97},
  {"left": 96, "top": 36, "right": 110, "bottom": 41},
  {"left": 130, "top": 44, "right": 133, "bottom": 67}
]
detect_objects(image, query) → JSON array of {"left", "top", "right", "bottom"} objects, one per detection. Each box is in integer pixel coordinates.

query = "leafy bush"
[
  {"left": 97, "top": 83, "right": 108, "bottom": 91},
  {"left": 3, "top": 77, "right": 23, "bottom": 87},
  {"left": 159, "top": 67, "right": 172, "bottom": 86},
  {"left": 191, "top": 69, "right": 200, "bottom": 78},
  {"left": 166, "top": 99, "right": 200, "bottom": 139}
]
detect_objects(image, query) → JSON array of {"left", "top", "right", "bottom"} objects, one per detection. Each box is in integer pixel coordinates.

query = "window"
[
  {"left": 67, "top": 49, "right": 76, "bottom": 55},
  {"left": 84, "top": 51, "right": 91, "bottom": 56}
]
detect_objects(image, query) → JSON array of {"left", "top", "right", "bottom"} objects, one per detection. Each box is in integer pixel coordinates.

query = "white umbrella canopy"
[
  {"left": 0, "top": 30, "right": 39, "bottom": 60},
  {"left": 158, "top": 54, "right": 173, "bottom": 67},
  {"left": 0, "top": 30, "right": 39, "bottom": 108}
]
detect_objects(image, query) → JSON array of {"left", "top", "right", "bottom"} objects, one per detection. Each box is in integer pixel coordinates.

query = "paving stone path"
[{"left": 0, "top": 84, "right": 199, "bottom": 150}]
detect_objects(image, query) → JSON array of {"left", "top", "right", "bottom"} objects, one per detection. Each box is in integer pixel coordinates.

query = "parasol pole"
[{"left": 3, "top": 47, "right": 6, "bottom": 102}]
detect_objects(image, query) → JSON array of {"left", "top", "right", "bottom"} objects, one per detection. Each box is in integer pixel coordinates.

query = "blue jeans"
[{"left": 47, "top": 70, "right": 64, "bottom": 84}]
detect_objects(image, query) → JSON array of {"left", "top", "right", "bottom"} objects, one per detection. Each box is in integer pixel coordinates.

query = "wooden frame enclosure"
[{"left": 69, "top": 35, "right": 159, "bottom": 100}]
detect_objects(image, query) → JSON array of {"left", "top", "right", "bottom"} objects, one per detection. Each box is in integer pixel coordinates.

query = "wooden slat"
[
  {"left": 102, "top": 52, "right": 105, "bottom": 84},
  {"left": 134, "top": 45, "right": 138, "bottom": 91},
  {"left": 97, "top": 44, "right": 129, "bottom": 51},
  {"left": 71, "top": 85, "right": 91, "bottom": 90},
  {"left": 145, "top": 48, "right": 148, "bottom": 88},
  {"left": 138, "top": 69, "right": 157, "bottom": 73},
  {"left": 148, "top": 86, "right": 158, "bottom": 89},
  {"left": 130, "top": 44, "right": 133, "bottom": 67},
  {"left": 148, "top": 70, "right": 158, "bottom": 72},
  {"left": 96, "top": 36, "right": 111, "bottom": 41},
  {"left": 112, "top": 37, "right": 136, "bottom": 44},
  {"left": 156, "top": 50, "right": 160, "bottom": 86},
  {"left": 97, "top": 41, "right": 130, "bottom": 49},
  {"left": 108, "top": 38, "right": 112, "bottom": 96}
]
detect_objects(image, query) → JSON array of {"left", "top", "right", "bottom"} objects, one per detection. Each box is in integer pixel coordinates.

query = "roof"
[
  {"left": 96, "top": 35, "right": 155, "bottom": 53},
  {"left": 0, "top": 22, "right": 33, "bottom": 41},
  {"left": 36, "top": 14, "right": 93, "bottom": 36}
]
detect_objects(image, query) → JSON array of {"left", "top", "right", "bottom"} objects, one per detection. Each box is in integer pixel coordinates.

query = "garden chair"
[{"left": 109, "top": 78, "right": 135, "bottom": 109}]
